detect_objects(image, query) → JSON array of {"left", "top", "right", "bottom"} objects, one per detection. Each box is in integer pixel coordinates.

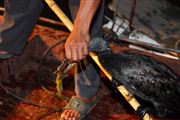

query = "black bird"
[{"left": 89, "top": 37, "right": 180, "bottom": 117}]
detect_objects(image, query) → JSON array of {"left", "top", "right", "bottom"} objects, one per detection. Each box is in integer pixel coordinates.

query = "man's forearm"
[{"left": 74, "top": 0, "right": 101, "bottom": 32}]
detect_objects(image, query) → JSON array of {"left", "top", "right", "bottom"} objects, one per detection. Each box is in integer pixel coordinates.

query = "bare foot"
[{"left": 60, "top": 95, "right": 97, "bottom": 120}]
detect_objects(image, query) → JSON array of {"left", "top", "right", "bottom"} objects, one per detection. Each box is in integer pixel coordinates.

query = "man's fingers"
[
  {"left": 82, "top": 44, "right": 88, "bottom": 56},
  {"left": 72, "top": 47, "right": 78, "bottom": 61},
  {"left": 71, "top": 46, "right": 87, "bottom": 61},
  {"left": 77, "top": 47, "right": 84, "bottom": 60},
  {"left": 65, "top": 39, "right": 89, "bottom": 61},
  {"left": 65, "top": 44, "right": 72, "bottom": 60}
]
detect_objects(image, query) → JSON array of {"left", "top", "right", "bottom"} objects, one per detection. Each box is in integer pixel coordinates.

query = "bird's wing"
[{"left": 99, "top": 52, "right": 180, "bottom": 104}]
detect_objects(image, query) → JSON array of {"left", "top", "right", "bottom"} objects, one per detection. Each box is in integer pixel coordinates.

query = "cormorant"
[{"left": 89, "top": 37, "right": 180, "bottom": 117}]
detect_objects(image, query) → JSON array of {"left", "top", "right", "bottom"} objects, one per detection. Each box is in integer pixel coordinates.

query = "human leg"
[
  {"left": 0, "top": 0, "right": 44, "bottom": 55},
  {"left": 61, "top": 0, "right": 104, "bottom": 119}
]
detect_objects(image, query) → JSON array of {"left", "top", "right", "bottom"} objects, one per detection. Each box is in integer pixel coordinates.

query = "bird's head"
[{"left": 88, "top": 37, "right": 111, "bottom": 53}]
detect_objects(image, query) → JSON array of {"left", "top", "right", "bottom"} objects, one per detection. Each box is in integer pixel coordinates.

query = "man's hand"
[{"left": 65, "top": 26, "right": 90, "bottom": 61}]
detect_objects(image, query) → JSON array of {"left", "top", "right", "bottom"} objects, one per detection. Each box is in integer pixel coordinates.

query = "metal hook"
[{"left": 54, "top": 59, "right": 76, "bottom": 76}]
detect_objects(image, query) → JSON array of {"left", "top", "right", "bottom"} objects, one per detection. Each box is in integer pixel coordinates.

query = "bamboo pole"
[
  {"left": 44, "top": 0, "right": 153, "bottom": 119},
  {"left": 44, "top": 0, "right": 73, "bottom": 31}
]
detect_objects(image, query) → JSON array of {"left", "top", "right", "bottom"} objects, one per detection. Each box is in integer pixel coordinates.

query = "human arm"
[{"left": 65, "top": 0, "right": 101, "bottom": 61}]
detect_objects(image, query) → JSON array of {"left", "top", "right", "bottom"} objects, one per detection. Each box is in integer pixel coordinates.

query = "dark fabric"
[{"left": 0, "top": 0, "right": 44, "bottom": 54}]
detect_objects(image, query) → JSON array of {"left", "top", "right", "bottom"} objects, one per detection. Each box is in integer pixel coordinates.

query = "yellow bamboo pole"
[
  {"left": 44, "top": 0, "right": 153, "bottom": 119},
  {"left": 44, "top": 0, "right": 73, "bottom": 31}
]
